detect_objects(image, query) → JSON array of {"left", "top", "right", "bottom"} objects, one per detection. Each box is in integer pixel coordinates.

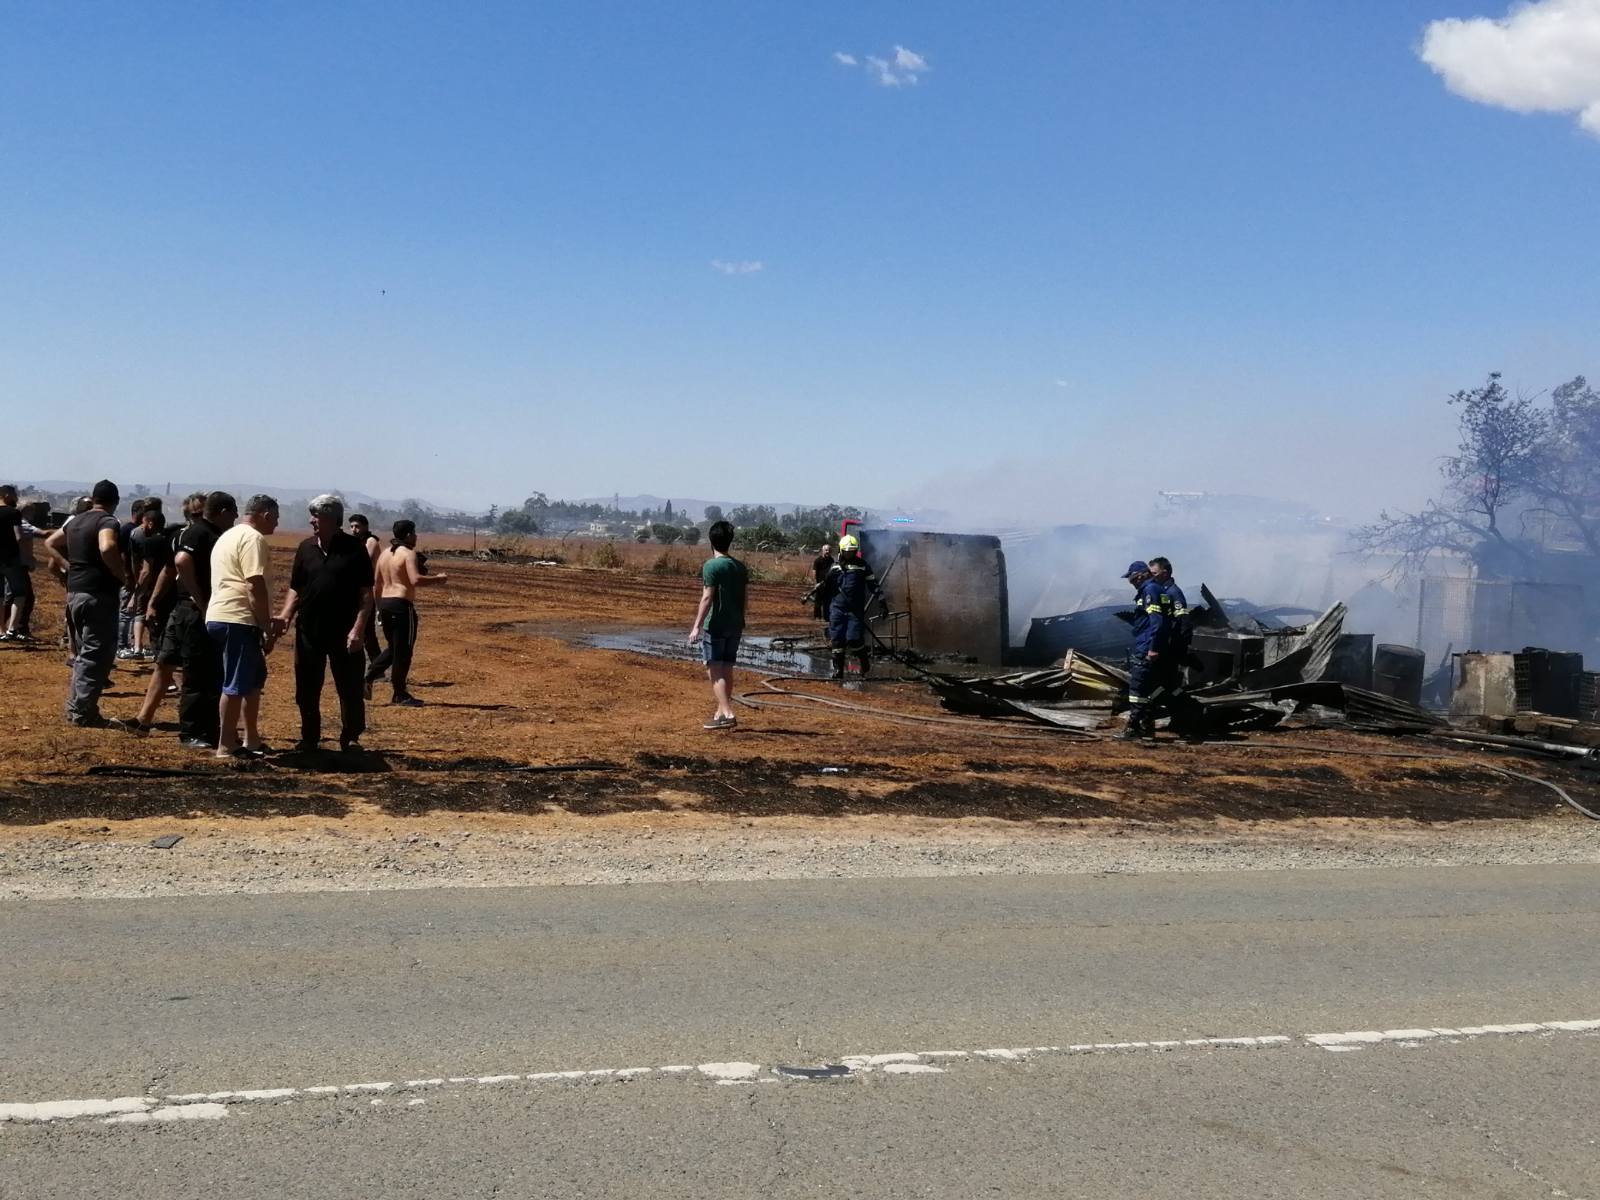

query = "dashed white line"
[{"left": 3, "top": 1016, "right": 1595, "bottom": 1128}]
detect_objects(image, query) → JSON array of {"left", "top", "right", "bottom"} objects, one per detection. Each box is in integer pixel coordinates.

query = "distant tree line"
[{"left": 493, "top": 492, "right": 870, "bottom": 549}]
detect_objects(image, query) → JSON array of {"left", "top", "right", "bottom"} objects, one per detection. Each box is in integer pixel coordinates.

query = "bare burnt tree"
[
  {"left": 1525, "top": 375, "right": 1600, "bottom": 558},
  {"left": 1355, "top": 373, "right": 1547, "bottom": 577}
]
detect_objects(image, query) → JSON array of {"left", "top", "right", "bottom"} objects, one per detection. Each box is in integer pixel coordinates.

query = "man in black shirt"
[
  {"left": 127, "top": 492, "right": 220, "bottom": 743},
  {"left": 0, "top": 484, "right": 48, "bottom": 642},
  {"left": 44, "top": 479, "right": 130, "bottom": 726},
  {"left": 809, "top": 542, "right": 835, "bottom": 621},
  {"left": 117, "top": 498, "right": 151, "bottom": 653},
  {"left": 276, "top": 494, "right": 374, "bottom": 751}
]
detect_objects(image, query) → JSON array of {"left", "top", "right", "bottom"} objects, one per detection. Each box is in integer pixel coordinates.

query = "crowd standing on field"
[
  {"left": 7, "top": 479, "right": 1191, "bottom": 746},
  {"left": 8, "top": 481, "right": 450, "bottom": 760}
]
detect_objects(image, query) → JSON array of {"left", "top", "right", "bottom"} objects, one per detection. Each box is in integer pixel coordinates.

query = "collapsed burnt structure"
[{"left": 851, "top": 523, "right": 1600, "bottom": 754}]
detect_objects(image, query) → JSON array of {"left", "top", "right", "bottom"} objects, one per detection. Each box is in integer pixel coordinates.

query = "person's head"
[
  {"left": 837, "top": 533, "right": 861, "bottom": 563},
  {"left": 72, "top": 496, "right": 92, "bottom": 516},
  {"left": 0, "top": 484, "right": 16, "bottom": 507},
  {"left": 141, "top": 508, "right": 165, "bottom": 533},
  {"left": 204, "top": 491, "right": 238, "bottom": 528},
  {"left": 708, "top": 520, "right": 735, "bottom": 554},
  {"left": 90, "top": 480, "right": 120, "bottom": 511},
  {"left": 243, "top": 493, "right": 280, "bottom": 535},
  {"left": 349, "top": 513, "right": 370, "bottom": 536},
  {"left": 142, "top": 496, "right": 162, "bottom": 514},
  {"left": 391, "top": 519, "right": 417, "bottom": 547},
  {"left": 820, "top": 540, "right": 834, "bottom": 557},
  {"left": 183, "top": 491, "right": 207, "bottom": 522},
  {"left": 1122, "top": 560, "right": 1152, "bottom": 588},
  {"left": 307, "top": 493, "right": 344, "bottom": 539},
  {"left": 1148, "top": 556, "right": 1173, "bottom": 580},
  {"left": 129, "top": 498, "right": 147, "bottom": 520}
]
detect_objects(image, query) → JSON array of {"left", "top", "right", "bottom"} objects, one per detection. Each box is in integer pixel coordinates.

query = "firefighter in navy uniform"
[
  {"left": 1148, "top": 556, "right": 1191, "bottom": 692},
  {"left": 1120, "top": 560, "right": 1173, "bottom": 740},
  {"left": 820, "top": 534, "right": 878, "bottom": 680}
]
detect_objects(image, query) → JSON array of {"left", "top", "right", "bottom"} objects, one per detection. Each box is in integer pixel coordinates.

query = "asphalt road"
[{"left": 7, "top": 865, "right": 1600, "bottom": 1198}]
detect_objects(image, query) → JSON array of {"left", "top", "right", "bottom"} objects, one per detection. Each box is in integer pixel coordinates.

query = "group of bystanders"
[{"left": 8, "top": 481, "right": 447, "bottom": 760}]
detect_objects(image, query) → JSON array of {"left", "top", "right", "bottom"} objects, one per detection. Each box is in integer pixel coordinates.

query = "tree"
[
  {"left": 729, "top": 504, "right": 778, "bottom": 527},
  {"left": 681, "top": 525, "right": 702, "bottom": 545},
  {"left": 1527, "top": 375, "right": 1600, "bottom": 558},
  {"left": 664, "top": 499, "right": 674, "bottom": 520},
  {"left": 703, "top": 504, "right": 723, "bottom": 523},
  {"left": 651, "top": 522, "right": 682, "bottom": 544},
  {"left": 736, "top": 522, "right": 789, "bottom": 551},
  {"left": 497, "top": 509, "right": 539, "bottom": 534},
  {"left": 1355, "top": 373, "right": 1551, "bottom": 576}
]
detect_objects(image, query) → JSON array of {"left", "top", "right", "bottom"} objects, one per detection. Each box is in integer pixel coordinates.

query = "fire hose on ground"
[{"left": 735, "top": 676, "right": 1600, "bottom": 821}]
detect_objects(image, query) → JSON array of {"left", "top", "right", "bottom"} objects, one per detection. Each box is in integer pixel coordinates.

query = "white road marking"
[
  {"left": 105, "top": 1103, "right": 228, "bottom": 1125},
  {"left": 3, "top": 1017, "right": 1595, "bottom": 1128}
]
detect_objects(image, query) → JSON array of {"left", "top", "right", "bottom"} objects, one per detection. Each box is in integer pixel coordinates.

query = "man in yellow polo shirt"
[{"left": 205, "top": 494, "right": 280, "bottom": 759}]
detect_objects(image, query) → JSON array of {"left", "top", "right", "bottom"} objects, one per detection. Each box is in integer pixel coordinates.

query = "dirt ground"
[{"left": 3, "top": 543, "right": 1597, "bottom": 857}]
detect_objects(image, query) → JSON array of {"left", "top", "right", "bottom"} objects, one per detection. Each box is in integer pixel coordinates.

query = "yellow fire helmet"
[{"left": 838, "top": 534, "right": 860, "bottom": 553}]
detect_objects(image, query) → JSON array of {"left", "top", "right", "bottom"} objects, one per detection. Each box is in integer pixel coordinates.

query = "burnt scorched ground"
[
  {"left": 1, "top": 547, "right": 1594, "bottom": 838},
  {"left": 0, "top": 749, "right": 1580, "bottom": 827}
]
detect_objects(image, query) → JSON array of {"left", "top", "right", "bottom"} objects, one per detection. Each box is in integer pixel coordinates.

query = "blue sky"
[{"left": 3, "top": 1, "right": 1597, "bottom": 523}]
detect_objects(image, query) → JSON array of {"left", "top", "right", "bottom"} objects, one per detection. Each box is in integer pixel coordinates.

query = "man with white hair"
[{"left": 276, "top": 494, "right": 374, "bottom": 752}]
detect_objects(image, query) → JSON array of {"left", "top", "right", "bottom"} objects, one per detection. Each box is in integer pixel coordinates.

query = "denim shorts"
[
  {"left": 206, "top": 621, "right": 268, "bottom": 697},
  {"left": 701, "top": 632, "right": 741, "bottom": 666}
]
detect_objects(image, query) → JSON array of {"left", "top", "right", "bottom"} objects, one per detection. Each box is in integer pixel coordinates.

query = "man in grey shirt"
[{"left": 45, "top": 479, "right": 131, "bottom": 727}]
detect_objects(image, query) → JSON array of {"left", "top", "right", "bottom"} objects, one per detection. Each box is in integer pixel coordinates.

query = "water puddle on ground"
[{"left": 580, "top": 629, "right": 834, "bottom": 676}]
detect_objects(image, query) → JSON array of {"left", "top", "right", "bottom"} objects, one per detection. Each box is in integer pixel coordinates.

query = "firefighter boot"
[{"left": 830, "top": 649, "right": 847, "bottom": 680}]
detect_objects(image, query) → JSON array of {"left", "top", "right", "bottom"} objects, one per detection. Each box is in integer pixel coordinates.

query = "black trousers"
[
  {"left": 166, "top": 600, "right": 220, "bottom": 744},
  {"left": 366, "top": 599, "right": 417, "bottom": 700},
  {"left": 1, "top": 562, "right": 33, "bottom": 633},
  {"left": 294, "top": 627, "right": 366, "bottom": 746}
]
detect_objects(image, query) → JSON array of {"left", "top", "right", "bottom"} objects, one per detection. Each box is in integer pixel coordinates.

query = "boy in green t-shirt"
[{"left": 688, "top": 520, "right": 748, "bottom": 730}]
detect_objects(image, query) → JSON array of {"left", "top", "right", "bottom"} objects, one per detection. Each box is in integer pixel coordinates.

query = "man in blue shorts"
[
  {"left": 205, "top": 494, "right": 280, "bottom": 758},
  {"left": 688, "top": 519, "right": 747, "bottom": 731}
]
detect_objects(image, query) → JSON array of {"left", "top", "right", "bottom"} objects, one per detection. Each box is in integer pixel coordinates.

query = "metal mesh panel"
[{"left": 1416, "top": 577, "right": 1476, "bottom": 663}]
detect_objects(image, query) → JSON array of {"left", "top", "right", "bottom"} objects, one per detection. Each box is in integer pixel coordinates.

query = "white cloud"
[
  {"left": 893, "top": 45, "right": 928, "bottom": 73},
  {"left": 710, "top": 259, "right": 764, "bottom": 276},
  {"left": 834, "top": 44, "right": 930, "bottom": 87},
  {"left": 1419, "top": 0, "right": 1600, "bottom": 136}
]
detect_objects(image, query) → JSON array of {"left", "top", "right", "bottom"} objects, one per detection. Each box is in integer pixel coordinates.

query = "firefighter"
[
  {"left": 1148, "top": 555, "right": 1191, "bottom": 692},
  {"left": 1120, "top": 560, "right": 1172, "bottom": 740},
  {"left": 820, "top": 534, "right": 877, "bottom": 679}
]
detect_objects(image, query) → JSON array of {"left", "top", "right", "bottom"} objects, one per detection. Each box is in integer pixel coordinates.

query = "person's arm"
[
  {"left": 41, "top": 528, "right": 68, "bottom": 577},
  {"left": 174, "top": 550, "right": 205, "bottom": 608},
  {"left": 274, "top": 586, "right": 299, "bottom": 634},
  {"left": 248, "top": 575, "right": 275, "bottom": 648},
  {"left": 1140, "top": 583, "right": 1170, "bottom": 659},
  {"left": 689, "top": 585, "right": 714, "bottom": 643},
  {"left": 133, "top": 551, "right": 158, "bottom": 601},
  {"left": 145, "top": 563, "right": 175, "bottom": 619},
  {"left": 347, "top": 586, "right": 372, "bottom": 653},
  {"left": 406, "top": 552, "right": 447, "bottom": 586},
  {"left": 98, "top": 525, "right": 129, "bottom": 588}
]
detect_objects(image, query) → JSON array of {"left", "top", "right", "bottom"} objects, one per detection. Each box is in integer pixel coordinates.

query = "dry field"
[{"left": 1, "top": 540, "right": 1592, "bottom": 852}]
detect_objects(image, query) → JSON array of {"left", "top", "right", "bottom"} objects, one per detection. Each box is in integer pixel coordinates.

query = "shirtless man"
[
  {"left": 349, "top": 514, "right": 384, "bottom": 670},
  {"left": 364, "top": 519, "right": 448, "bottom": 706}
]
